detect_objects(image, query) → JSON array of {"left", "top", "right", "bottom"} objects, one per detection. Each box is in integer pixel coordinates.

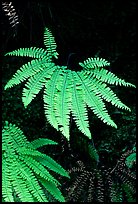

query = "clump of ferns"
[
  {"left": 65, "top": 147, "right": 136, "bottom": 202},
  {"left": 2, "top": 121, "right": 70, "bottom": 202}
]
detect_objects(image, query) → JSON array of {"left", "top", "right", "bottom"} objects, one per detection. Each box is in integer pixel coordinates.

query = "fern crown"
[{"left": 4, "top": 27, "right": 136, "bottom": 140}]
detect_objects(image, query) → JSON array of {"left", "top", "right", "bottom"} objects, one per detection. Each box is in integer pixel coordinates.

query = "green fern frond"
[
  {"left": 2, "top": 156, "right": 14, "bottom": 202},
  {"left": 5, "top": 47, "right": 48, "bottom": 58},
  {"left": 22, "top": 63, "right": 57, "bottom": 107},
  {"left": 44, "top": 27, "right": 59, "bottom": 59},
  {"left": 89, "top": 78, "right": 131, "bottom": 111},
  {"left": 125, "top": 152, "right": 136, "bottom": 168},
  {"left": 122, "top": 183, "right": 136, "bottom": 202},
  {"left": 4, "top": 27, "right": 135, "bottom": 140},
  {"left": 21, "top": 156, "right": 60, "bottom": 185},
  {"left": 44, "top": 68, "right": 65, "bottom": 131},
  {"left": 78, "top": 71, "right": 117, "bottom": 128},
  {"left": 35, "top": 154, "right": 70, "bottom": 178},
  {"left": 4, "top": 60, "right": 53, "bottom": 90},
  {"left": 87, "top": 68, "right": 136, "bottom": 87},
  {"left": 15, "top": 158, "right": 48, "bottom": 202},
  {"left": 30, "top": 138, "right": 58, "bottom": 148},
  {"left": 54, "top": 70, "right": 72, "bottom": 140},
  {"left": 18, "top": 146, "right": 69, "bottom": 179},
  {"left": 79, "top": 57, "right": 110, "bottom": 69},
  {"left": 71, "top": 71, "right": 91, "bottom": 139},
  {"left": 40, "top": 178, "right": 65, "bottom": 202},
  {"left": 88, "top": 143, "right": 99, "bottom": 162},
  {"left": 2, "top": 121, "right": 69, "bottom": 202},
  {"left": 10, "top": 159, "right": 35, "bottom": 202}
]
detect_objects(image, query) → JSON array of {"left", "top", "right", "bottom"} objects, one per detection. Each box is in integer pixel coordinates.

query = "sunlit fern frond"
[
  {"left": 5, "top": 47, "right": 48, "bottom": 59},
  {"left": 44, "top": 27, "right": 59, "bottom": 59},
  {"left": 4, "top": 27, "right": 136, "bottom": 141},
  {"left": 2, "top": 121, "right": 69, "bottom": 202},
  {"left": 79, "top": 57, "right": 110, "bottom": 69}
]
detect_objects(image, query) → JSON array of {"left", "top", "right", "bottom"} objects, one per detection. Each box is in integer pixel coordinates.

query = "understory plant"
[
  {"left": 65, "top": 148, "right": 136, "bottom": 202},
  {"left": 65, "top": 143, "right": 136, "bottom": 203},
  {"left": 3, "top": 26, "right": 136, "bottom": 202},
  {"left": 4, "top": 27, "right": 135, "bottom": 141},
  {"left": 2, "top": 121, "right": 69, "bottom": 202}
]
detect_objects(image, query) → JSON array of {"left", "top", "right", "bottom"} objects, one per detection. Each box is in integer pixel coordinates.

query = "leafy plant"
[
  {"left": 2, "top": 121, "right": 69, "bottom": 202},
  {"left": 65, "top": 160, "right": 105, "bottom": 202},
  {"left": 65, "top": 153, "right": 136, "bottom": 203},
  {"left": 4, "top": 27, "right": 135, "bottom": 141}
]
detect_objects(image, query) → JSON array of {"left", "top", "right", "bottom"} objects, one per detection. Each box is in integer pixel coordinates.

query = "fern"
[
  {"left": 2, "top": 1, "right": 19, "bottom": 28},
  {"left": 4, "top": 27, "right": 136, "bottom": 140},
  {"left": 65, "top": 154, "right": 136, "bottom": 202},
  {"left": 2, "top": 121, "right": 69, "bottom": 202},
  {"left": 65, "top": 160, "right": 106, "bottom": 202}
]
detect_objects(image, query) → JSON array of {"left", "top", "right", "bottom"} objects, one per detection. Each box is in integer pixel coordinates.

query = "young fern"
[
  {"left": 2, "top": 121, "right": 69, "bottom": 202},
  {"left": 4, "top": 27, "right": 136, "bottom": 140}
]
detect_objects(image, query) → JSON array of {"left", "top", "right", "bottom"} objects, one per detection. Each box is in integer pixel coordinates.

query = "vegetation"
[
  {"left": 2, "top": 121, "right": 69, "bottom": 202},
  {"left": 2, "top": 1, "right": 136, "bottom": 202},
  {"left": 4, "top": 27, "right": 135, "bottom": 141}
]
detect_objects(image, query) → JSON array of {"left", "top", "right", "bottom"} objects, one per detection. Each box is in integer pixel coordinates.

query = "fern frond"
[
  {"left": 88, "top": 143, "right": 99, "bottom": 162},
  {"left": 5, "top": 47, "right": 48, "bottom": 58},
  {"left": 71, "top": 71, "right": 91, "bottom": 139},
  {"left": 18, "top": 146, "right": 69, "bottom": 178},
  {"left": 22, "top": 64, "right": 57, "bottom": 107},
  {"left": 54, "top": 70, "right": 72, "bottom": 140},
  {"left": 78, "top": 72, "right": 117, "bottom": 128},
  {"left": 125, "top": 152, "right": 136, "bottom": 168},
  {"left": 2, "top": 156, "right": 14, "bottom": 202},
  {"left": 122, "top": 183, "right": 136, "bottom": 202},
  {"left": 2, "top": 121, "right": 30, "bottom": 150},
  {"left": 30, "top": 138, "right": 58, "bottom": 148},
  {"left": 90, "top": 78, "right": 131, "bottom": 111},
  {"left": 79, "top": 57, "right": 110, "bottom": 69},
  {"left": 44, "top": 68, "right": 64, "bottom": 131},
  {"left": 34, "top": 154, "right": 70, "bottom": 178},
  {"left": 2, "top": 2, "right": 19, "bottom": 28},
  {"left": 40, "top": 178, "right": 65, "bottom": 202},
  {"left": 44, "top": 27, "right": 58, "bottom": 59},
  {"left": 21, "top": 156, "right": 60, "bottom": 185},
  {"left": 2, "top": 121, "right": 69, "bottom": 202},
  {"left": 10, "top": 159, "right": 34, "bottom": 202},
  {"left": 87, "top": 68, "right": 136, "bottom": 87},
  {"left": 4, "top": 60, "right": 53, "bottom": 90},
  {"left": 16, "top": 158, "right": 48, "bottom": 202},
  {"left": 96, "top": 171, "right": 104, "bottom": 202}
]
